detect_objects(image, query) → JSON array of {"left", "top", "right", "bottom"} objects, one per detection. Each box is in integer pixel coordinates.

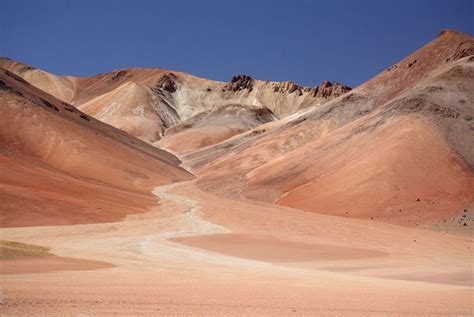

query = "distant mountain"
[{"left": 0, "top": 57, "right": 350, "bottom": 151}]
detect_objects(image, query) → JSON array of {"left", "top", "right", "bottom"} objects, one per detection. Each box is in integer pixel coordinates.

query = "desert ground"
[{"left": 0, "top": 29, "right": 473, "bottom": 315}]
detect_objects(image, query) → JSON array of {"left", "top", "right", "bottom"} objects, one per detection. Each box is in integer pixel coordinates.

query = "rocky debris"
[
  {"left": 80, "top": 114, "right": 91, "bottom": 121},
  {"left": 224, "top": 75, "right": 254, "bottom": 91},
  {"left": 445, "top": 40, "right": 474, "bottom": 63},
  {"left": 155, "top": 73, "right": 178, "bottom": 93},
  {"left": 313, "top": 80, "right": 351, "bottom": 99}
]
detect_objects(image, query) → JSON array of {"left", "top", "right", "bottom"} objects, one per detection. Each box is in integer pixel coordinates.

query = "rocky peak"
[
  {"left": 313, "top": 80, "right": 351, "bottom": 99},
  {"left": 272, "top": 81, "right": 312, "bottom": 95},
  {"left": 224, "top": 74, "right": 254, "bottom": 91}
]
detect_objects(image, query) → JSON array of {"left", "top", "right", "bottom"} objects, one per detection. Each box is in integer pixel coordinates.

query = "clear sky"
[{"left": 1, "top": 0, "right": 472, "bottom": 88}]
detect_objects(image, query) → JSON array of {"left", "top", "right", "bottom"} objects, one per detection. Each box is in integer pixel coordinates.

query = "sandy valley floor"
[{"left": 1, "top": 180, "right": 472, "bottom": 316}]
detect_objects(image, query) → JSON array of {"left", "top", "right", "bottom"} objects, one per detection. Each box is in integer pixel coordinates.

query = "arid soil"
[
  {"left": 1, "top": 181, "right": 472, "bottom": 315},
  {"left": 0, "top": 29, "right": 473, "bottom": 315}
]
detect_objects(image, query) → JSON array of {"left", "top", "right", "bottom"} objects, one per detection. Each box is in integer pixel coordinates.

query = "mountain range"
[{"left": 1, "top": 29, "right": 473, "bottom": 315}]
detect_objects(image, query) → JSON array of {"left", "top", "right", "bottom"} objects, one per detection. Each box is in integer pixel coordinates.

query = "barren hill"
[
  {"left": 0, "top": 68, "right": 192, "bottom": 227},
  {"left": 182, "top": 30, "right": 474, "bottom": 231}
]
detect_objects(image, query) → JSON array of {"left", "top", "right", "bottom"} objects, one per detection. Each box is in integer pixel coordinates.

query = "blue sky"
[{"left": 1, "top": 0, "right": 472, "bottom": 87}]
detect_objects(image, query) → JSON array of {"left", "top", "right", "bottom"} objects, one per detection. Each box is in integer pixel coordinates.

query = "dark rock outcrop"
[
  {"left": 224, "top": 75, "right": 254, "bottom": 91},
  {"left": 155, "top": 73, "right": 178, "bottom": 93},
  {"left": 313, "top": 80, "right": 351, "bottom": 99}
]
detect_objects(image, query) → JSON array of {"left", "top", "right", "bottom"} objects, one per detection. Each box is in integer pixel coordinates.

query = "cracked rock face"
[{"left": 313, "top": 80, "right": 352, "bottom": 99}]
